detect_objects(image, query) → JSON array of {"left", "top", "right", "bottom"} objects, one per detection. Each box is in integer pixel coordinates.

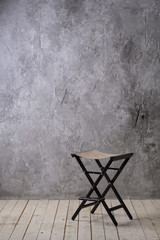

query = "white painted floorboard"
[{"left": 0, "top": 199, "right": 159, "bottom": 240}]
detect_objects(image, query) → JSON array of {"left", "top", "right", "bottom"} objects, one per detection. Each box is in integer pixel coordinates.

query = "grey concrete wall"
[{"left": 0, "top": 0, "right": 160, "bottom": 199}]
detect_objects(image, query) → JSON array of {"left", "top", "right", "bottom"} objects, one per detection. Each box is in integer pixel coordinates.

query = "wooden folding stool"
[{"left": 71, "top": 150, "right": 134, "bottom": 226}]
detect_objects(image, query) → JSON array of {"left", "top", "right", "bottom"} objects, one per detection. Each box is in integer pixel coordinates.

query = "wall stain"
[
  {"left": 64, "top": 0, "right": 85, "bottom": 15},
  {"left": 134, "top": 106, "right": 141, "bottom": 128},
  {"left": 121, "top": 38, "right": 143, "bottom": 64},
  {"left": 61, "top": 89, "right": 68, "bottom": 105}
]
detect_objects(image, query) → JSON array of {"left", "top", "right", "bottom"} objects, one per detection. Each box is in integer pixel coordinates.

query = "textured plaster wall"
[{"left": 0, "top": 0, "right": 160, "bottom": 199}]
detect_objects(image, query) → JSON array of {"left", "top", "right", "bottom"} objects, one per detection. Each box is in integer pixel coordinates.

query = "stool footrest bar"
[
  {"left": 79, "top": 197, "right": 105, "bottom": 202},
  {"left": 108, "top": 167, "right": 119, "bottom": 170},
  {"left": 110, "top": 205, "right": 122, "bottom": 211},
  {"left": 87, "top": 171, "right": 101, "bottom": 174},
  {"left": 82, "top": 202, "right": 99, "bottom": 208}
]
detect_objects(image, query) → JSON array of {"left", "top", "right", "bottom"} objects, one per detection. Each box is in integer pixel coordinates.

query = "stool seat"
[{"left": 75, "top": 149, "right": 121, "bottom": 159}]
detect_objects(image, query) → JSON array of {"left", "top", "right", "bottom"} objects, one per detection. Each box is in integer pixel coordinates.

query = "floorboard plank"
[
  {"left": 152, "top": 199, "right": 160, "bottom": 211},
  {"left": 64, "top": 200, "right": 79, "bottom": 240},
  {"left": 0, "top": 200, "right": 27, "bottom": 240},
  {"left": 112, "top": 199, "right": 146, "bottom": 240},
  {"left": 50, "top": 200, "right": 69, "bottom": 240},
  {"left": 23, "top": 200, "right": 48, "bottom": 240},
  {"left": 91, "top": 203, "right": 105, "bottom": 240},
  {"left": 0, "top": 200, "right": 8, "bottom": 212},
  {"left": 36, "top": 200, "right": 59, "bottom": 240},
  {"left": 9, "top": 200, "right": 38, "bottom": 240},
  {"left": 0, "top": 200, "right": 17, "bottom": 231},
  {"left": 132, "top": 200, "right": 159, "bottom": 240},
  {"left": 78, "top": 202, "right": 91, "bottom": 240},
  {"left": 142, "top": 200, "right": 160, "bottom": 238},
  {"left": 101, "top": 200, "right": 119, "bottom": 240}
]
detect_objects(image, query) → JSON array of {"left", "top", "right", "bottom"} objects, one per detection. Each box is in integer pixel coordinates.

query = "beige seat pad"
[{"left": 75, "top": 149, "right": 121, "bottom": 159}]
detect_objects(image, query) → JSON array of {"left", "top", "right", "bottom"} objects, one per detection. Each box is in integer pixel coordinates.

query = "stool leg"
[
  {"left": 72, "top": 200, "right": 86, "bottom": 220},
  {"left": 72, "top": 155, "right": 112, "bottom": 219},
  {"left": 92, "top": 158, "right": 133, "bottom": 220},
  {"left": 91, "top": 203, "right": 99, "bottom": 214},
  {"left": 111, "top": 184, "right": 133, "bottom": 220},
  {"left": 90, "top": 184, "right": 110, "bottom": 214},
  {"left": 101, "top": 200, "right": 118, "bottom": 226}
]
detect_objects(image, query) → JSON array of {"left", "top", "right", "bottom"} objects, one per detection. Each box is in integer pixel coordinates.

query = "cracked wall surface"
[{"left": 0, "top": 0, "right": 160, "bottom": 198}]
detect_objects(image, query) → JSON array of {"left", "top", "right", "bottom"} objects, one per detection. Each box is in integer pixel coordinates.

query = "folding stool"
[{"left": 71, "top": 150, "right": 134, "bottom": 226}]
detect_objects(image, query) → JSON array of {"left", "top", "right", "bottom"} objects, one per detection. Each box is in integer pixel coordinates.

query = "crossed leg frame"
[{"left": 71, "top": 153, "right": 133, "bottom": 226}]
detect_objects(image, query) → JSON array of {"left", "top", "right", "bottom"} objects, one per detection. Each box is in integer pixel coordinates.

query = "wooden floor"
[{"left": 0, "top": 199, "right": 159, "bottom": 240}]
